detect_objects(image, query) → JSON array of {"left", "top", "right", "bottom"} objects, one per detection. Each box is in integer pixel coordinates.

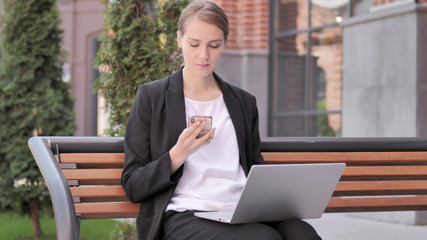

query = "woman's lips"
[{"left": 198, "top": 64, "right": 209, "bottom": 68}]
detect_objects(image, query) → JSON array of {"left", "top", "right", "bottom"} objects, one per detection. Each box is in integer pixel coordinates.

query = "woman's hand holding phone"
[
  {"left": 187, "top": 116, "right": 212, "bottom": 138},
  {"left": 169, "top": 116, "right": 215, "bottom": 174}
]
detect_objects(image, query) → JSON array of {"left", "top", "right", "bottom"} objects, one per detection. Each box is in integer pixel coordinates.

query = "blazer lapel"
[
  {"left": 214, "top": 73, "right": 249, "bottom": 174},
  {"left": 165, "top": 68, "right": 187, "bottom": 146}
]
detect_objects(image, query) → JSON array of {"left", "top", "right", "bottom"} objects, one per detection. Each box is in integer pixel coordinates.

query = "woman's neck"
[{"left": 182, "top": 67, "right": 222, "bottom": 101}]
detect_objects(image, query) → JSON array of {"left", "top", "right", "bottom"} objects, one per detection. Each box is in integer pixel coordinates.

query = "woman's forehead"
[{"left": 182, "top": 17, "right": 224, "bottom": 40}]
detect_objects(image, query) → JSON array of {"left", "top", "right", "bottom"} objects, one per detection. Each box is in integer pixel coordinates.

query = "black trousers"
[{"left": 162, "top": 210, "right": 322, "bottom": 240}]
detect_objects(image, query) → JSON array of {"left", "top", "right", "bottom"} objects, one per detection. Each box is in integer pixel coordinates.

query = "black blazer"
[{"left": 121, "top": 67, "right": 263, "bottom": 240}]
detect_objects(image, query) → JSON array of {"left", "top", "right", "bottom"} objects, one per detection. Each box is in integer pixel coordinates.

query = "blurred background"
[{"left": 17, "top": 0, "right": 425, "bottom": 139}]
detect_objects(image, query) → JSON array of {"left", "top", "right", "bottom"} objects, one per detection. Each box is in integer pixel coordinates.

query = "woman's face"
[{"left": 177, "top": 16, "right": 225, "bottom": 78}]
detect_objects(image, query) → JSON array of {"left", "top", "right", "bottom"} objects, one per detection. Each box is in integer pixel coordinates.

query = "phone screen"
[{"left": 188, "top": 116, "right": 212, "bottom": 138}]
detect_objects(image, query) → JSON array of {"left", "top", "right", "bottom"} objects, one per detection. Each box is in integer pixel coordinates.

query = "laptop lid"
[
  {"left": 229, "top": 163, "right": 346, "bottom": 224},
  {"left": 195, "top": 163, "right": 345, "bottom": 224}
]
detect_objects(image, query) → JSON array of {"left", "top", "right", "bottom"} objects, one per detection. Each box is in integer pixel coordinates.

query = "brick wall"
[
  {"left": 374, "top": 0, "right": 399, "bottom": 5},
  {"left": 211, "top": 0, "right": 269, "bottom": 50},
  {"left": 373, "top": 0, "right": 426, "bottom": 5}
]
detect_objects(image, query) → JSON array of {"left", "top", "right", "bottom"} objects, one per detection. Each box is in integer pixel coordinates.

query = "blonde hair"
[{"left": 178, "top": 1, "right": 229, "bottom": 41}]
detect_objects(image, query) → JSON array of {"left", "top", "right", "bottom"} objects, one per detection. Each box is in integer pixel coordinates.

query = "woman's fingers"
[
  {"left": 183, "top": 121, "right": 214, "bottom": 149},
  {"left": 170, "top": 123, "right": 216, "bottom": 173},
  {"left": 176, "top": 120, "right": 215, "bottom": 154},
  {"left": 182, "top": 120, "right": 201, "bottom": 137},
  {"left": 186, "top": 120, "right": 209, "bottom": 139},
  {"left": 198, "top": 127, "right": 215, "bottom": 146}
]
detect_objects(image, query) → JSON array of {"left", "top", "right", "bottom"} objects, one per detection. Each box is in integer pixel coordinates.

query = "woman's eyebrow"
[
  {"left": 208, "top": 39, "right": 223, "bottom": 44},
  {"left": 186, "top": 38, "right": 200, "bottom": 42},
  {"left": 186, "top": 38, "right": 223, "bottom": 43}
]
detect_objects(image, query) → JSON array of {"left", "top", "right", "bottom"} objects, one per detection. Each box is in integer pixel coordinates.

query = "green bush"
[{"left": 94, "top": 0, "right": 189, "bottom": 136}]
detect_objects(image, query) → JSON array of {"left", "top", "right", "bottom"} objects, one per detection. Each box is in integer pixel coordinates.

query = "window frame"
[{"left": 268, "top": 0, "right": 354, "bottom": 136}]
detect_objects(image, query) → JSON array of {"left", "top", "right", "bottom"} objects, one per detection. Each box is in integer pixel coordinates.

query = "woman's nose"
[{"left": 199, "top": 46, "right": 209, "bottom": 60}]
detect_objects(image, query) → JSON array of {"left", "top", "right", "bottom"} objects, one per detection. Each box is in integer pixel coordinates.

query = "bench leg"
[{"left": 76, "top": 215, "right": 81, "bottom": 239}]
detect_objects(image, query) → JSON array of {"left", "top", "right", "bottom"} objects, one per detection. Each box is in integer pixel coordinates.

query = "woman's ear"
[{"left": 176, "top": 31, "right": 182, "bottom": 48}]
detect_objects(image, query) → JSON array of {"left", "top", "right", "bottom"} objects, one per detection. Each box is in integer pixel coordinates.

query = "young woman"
[{"left": 121, "top": 1, "right": 321, "bottom": 239}]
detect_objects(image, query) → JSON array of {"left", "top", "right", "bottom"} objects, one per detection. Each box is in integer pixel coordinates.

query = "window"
[{"left": 268, "top": 0, "right": 365, "bottom": 137}]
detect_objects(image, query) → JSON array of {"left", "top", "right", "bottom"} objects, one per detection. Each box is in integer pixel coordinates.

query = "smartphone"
[{"left": 188, "top": 116, "right": 213, "bottom": 138}]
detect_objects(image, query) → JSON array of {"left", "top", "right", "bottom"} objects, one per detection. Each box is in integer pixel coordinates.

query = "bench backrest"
[{"left": 61, "top": 150, "right": 427, "bottom": 219}]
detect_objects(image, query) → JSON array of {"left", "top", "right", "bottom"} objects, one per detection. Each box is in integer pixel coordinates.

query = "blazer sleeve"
[{"left": 121, "top": 84, "right": 180, "bottom": 203}]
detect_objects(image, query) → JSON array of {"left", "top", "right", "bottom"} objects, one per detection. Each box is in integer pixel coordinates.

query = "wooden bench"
[{"left": 29, "top": 136, "right": 427, "bottom": 240}]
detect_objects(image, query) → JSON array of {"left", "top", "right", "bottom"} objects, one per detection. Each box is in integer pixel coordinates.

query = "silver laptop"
[{"left": 194, "top": 163, "right": 345, "bottom": 224}]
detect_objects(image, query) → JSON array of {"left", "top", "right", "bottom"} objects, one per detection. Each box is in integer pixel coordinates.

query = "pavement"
[{"left": 305, "top": 213, "right": 427, "bottom": 240}]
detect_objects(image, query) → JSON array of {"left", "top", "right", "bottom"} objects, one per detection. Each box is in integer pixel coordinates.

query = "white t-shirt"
[{"left": 166, "top": 94, "right": 246, "bottom": 212}]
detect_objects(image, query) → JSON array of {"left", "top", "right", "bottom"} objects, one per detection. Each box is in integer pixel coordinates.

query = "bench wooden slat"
[
  {"left": 79, "top": 212, "right": 139, "bottom": 219},
  {"left": 63, "top": 169, "right": 121, "bottom": 185},
  {"left": 75, "top": 202, "right": 139, "bottom": 214},
  {"left": 74, "top": 202, "right": 139, "bottom": 219},
  {"left": 63, "top": 169, "right": 122, "bottom": 180},
  {"left": 334, "top": 180, "right": 427, "bottom": 196},
  {"left": 61, "top": 153, "right": 125, "bottom": 164},
  {"left": 326, "top": 196, "right": 427, "bottom": 212},
  {"left": 70, "top": 186, "right": 125, "bottom": 197},
  {"left": 63, "top": 166, "right": 427, "bottom": 183},
  {"left": 263, "top": 152, "right": 427, "bottom": 165},
  {"left": 342, "top": 166, "right": 427, "bottom": 180},
  {"left": 70, "top": 181, "right": 427, "bottom": 199},
  {"left": 70, "top": 186, "right": 128, "bottom": 202}
]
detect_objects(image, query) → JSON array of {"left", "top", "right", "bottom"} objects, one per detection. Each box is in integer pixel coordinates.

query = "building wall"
[
  {"left": 342, "top": 1, "right": 427, "bottom": 139},
  {"left": 216, "top": 50, "right": 269, "bottom": 136},
  {"left": 58, "top": 0, "right": 105, "bottom": 136},
  {"left": 342, "top": 5, "right": 418, "bottom": 137}
]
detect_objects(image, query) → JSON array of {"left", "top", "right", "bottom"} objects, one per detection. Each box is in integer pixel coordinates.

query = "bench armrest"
[{"left": 28, "top": 137, "right": 79, "bottom": 240}]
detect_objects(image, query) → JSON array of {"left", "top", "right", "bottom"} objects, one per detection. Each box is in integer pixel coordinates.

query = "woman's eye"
[
  {"left": 210, "top": 44, "right": 220, "bottom": 49},
  {"left": 190, "top": 44, "right": 199, "bottom": 47}
]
